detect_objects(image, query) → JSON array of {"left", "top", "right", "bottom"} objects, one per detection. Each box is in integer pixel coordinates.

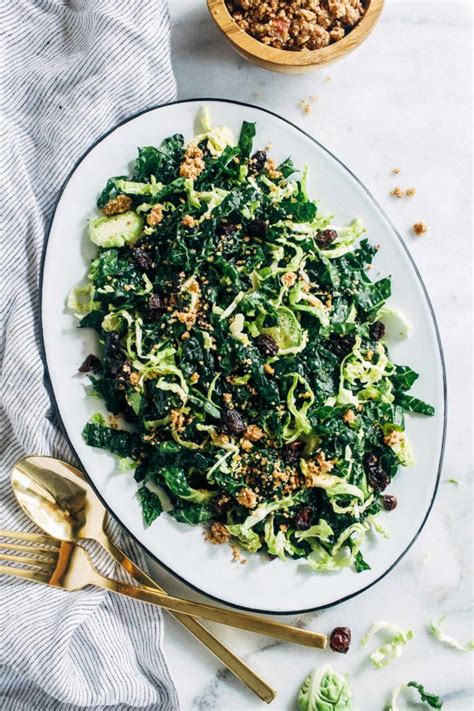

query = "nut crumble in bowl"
[{"left": 225, "top": 0, "right": 369, "bottom": 51}]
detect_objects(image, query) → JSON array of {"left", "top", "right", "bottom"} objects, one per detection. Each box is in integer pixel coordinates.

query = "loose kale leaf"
[
  {"left": 355, "top": 277, "right": 391, "bottom": 315},
  {"left": 137, "top": 486, "right": 163, "bottom": 527},
  {"left": 407, "top": 681, "right": 443, "bottom": 709},
  {"left": 277, "top": 157, "right": 296, "bottom": 178},
  {"left": 96, "top": 176, "right": 127, "bottom": 209},
  {"left": 347, "top": 238, "right": 377, "bottom": 267},
  {"left": 354, "top": 551, "right": 371, "bottom": 572},
  {"left": 133, "top": 134, "right": 185, "bottom": 183},
  {"left": 169, "top": 503, "right": 214, "bottom": 525},
  {"left": 238, "top": 121, "right": 256, "bottom": 158},
  {"left": 161, "top": 465, "right": 192, "bottom": 498},
  {"left": 89, "top": 378, "right": 127, "bottom": 414},
  {"left": 280, "top": 199, "right": 317, "bottom": 222},
  {"left": 79, "top": 310, "right": 105, "bottom": 330},
  {"left": 396, "top": 394, "right": 435, "bottom": 416},
  {"left": 210, "top": 469, "right": 245, "bottom": 495},
  {"left": 83, "top": 422, "right": 141, "bottom": 458},
  {"left": 392, "top": 365, "right": 419, "bottom": 392}
]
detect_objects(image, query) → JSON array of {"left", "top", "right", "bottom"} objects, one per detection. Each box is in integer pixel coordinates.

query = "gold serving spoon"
[{"left": 11, "top": 455, "right": 277, "bottom": 703}]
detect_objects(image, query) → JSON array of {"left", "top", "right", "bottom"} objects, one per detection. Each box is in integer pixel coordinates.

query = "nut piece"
[
  {"left": 146, "top": 204, "right": 164, "bottom": 226},
  {"left": 179, "top": 143, "right": 205, "bottom": 179},
  {"left": 304, "top": 451, "right": 335, "bottom": 487},
  {"left": 281, "top": 271, "right": 297, "bottom": 287},
  {"left": 244, "top": 424, "right": 264, "bottom": 442},
  {"left": 170, "top": 409, "right": 185, "bottom": 433},
  {"left": 181, "top": 214, "right": 196, "bottom": 228},
  {"left": 390, "top": 186, "right": 404, "bottom": 198},
  {"left": 207, "top": 522, "right": 230, "bottom": 545},
  {"left": 412, "top": 221, "right": 428, "bottom": 236},
  {"left": 342, "top": 409, "right": 356, "bottom": 425},
  {"left": 101, "top": 194, "right": 132, "bottom": 216},
  {"left": 236, "top": 487, "right": 258, "bottom": 509},
  {"left": 264, "top": 158, "right": 282, "bottom": 180}
]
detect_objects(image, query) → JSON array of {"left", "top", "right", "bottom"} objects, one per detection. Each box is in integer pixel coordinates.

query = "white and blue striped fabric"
[{"left": 0, "top": 1, "right": 179, "bottom": 708}]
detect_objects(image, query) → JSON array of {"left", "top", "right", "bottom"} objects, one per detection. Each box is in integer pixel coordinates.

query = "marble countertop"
[{"left": 147, "top": 1, "right": 473, "bottom": 709}]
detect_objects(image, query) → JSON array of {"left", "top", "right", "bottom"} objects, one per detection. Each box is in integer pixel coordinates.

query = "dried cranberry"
[
  {"left": 147, "top": 293, "right": 164, "bottom": 319},
  {"left": 284, "top": 440, "right": 304, "bottom": 465},
  {"left": 254, "top": 334, "right": 279, "bottom": 357},
  {"left": 132, "top": 247, "right": 154, "bottom": 273},
  {"left": 78, "top": 354, "right": 101, "bottom": 373},
  {"left": 221, "top": 409, "right": 246, "bottom": 436},
  {"left": 315, "top": 229, "right": 338, "bottom": 248},
  {"left": 248, "top": 150, "right": 267, "bottom": 174},
  {"left": 216, "top": 221, "right": 238, "bottom": 238},
  {"left": 105, "top": 331, "right": 121, "bottom": 357},
  {"left": 330, "top": 627, "right": 351, "bottom": 654},
  {"left": 246, "top": 219, "right": 267, "bottom": 238},
  {"left": 214, "top": 495, "right": 231, "bottom": 515},
  {"left": 328, "top": 333, "right": 356, "bottom": 357},
  {"left": 382, "top": 494, "right": 398, "bottom": 511},
  {"left": 370, "top": 320, "right": 385, "bottom": 341},
  {"left": 117, "top": 359, "right": 132, "bottom": 381},
  {"left": 294, "top": 505, "right": 313, "bottom": 531},
  {"left": 364, "top": 454, "right": 390, "bottom": 492},
  {"left": 105, "top": 332, "right": 125, "bottom": 376}
]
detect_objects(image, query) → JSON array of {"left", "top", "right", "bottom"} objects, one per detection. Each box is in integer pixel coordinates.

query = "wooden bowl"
[{"left": 207, "top": 0, "right": 384, "bottom": 74}]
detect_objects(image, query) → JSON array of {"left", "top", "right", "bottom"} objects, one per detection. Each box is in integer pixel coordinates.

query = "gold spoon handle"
[
  {"left": 104, "top": 575, "right": 327, "bottom": 649},
  {"left": 98, "top": 533, "right": 276, "bottom": 703}
]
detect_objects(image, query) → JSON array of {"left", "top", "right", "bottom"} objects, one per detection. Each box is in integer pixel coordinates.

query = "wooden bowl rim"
[{"left": 207, "top": 0, "right": 385, "bottom": 68}]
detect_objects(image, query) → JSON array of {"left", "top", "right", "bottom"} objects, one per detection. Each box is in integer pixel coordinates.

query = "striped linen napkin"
[{"left": 0, "top": 1, "right": 180, "bottom": 708}]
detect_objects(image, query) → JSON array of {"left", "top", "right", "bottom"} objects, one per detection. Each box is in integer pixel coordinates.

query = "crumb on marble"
[
  {"left": 412, "top": 221, "right": 428, "bottom": 236},
  {"left": 299, "top": 99, "right": 312, "bottom": 115},
  {"left": 390, "top": 186, "right": 404, "bottom": 198}
]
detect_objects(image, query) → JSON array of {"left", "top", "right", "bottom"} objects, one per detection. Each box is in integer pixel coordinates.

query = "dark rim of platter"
[{"left": 39, "top": 98, "right": 447, "bottom": 615}]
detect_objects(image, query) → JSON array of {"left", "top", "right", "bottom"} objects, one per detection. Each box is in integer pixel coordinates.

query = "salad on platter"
[{"left": 70, "top": 109, "right": 434, "bottom": 573}]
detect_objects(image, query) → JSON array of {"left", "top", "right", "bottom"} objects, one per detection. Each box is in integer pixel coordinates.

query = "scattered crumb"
[
  {"left": 230, "top": 543, "right": 246, "bottom": 564},
  {"left": 265, "top": 143, "right": 273, "bottom": 151},
  {"left": 263, "top": 363, "right": 275, "bottom": 376},
  {"left": 390, "top": 186, "right": 404, "bottom": 198},
  {"left": 298, "top": 96, "right": 317, "bottom": 115},
  {"left": 299, "top": 99, "right": 312, "bottom": 115},
  {"left": 412, "top": 221, "right": 428, "bottom": 236},
  {"left": 325, "top": 75, "right": 332, "bottom": 82},
  {"left": 391, "top": 167, "right": 400, "bottom": 174},
  {"left": 180, "top": 330, "right": 190, "bottom": 340},
  {"left": 241, "top": 438, "right": 253, "bottom": 452},
  {"left": 264, "top": 157, "right": 281, "bottom": 179},
  {"left": 189, "top": 372, "right": 200, "bottom": 384},
  {"left": 108, "top": 415, "right": 119, "bottom": 429},
  {"left": 390, "top": 186, "right": 416, "bottom": 198}
]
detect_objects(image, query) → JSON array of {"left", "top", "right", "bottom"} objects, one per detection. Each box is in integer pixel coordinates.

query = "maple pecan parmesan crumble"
[{"left": 226, "top": 0, "right": 368, "bottom": 51}]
